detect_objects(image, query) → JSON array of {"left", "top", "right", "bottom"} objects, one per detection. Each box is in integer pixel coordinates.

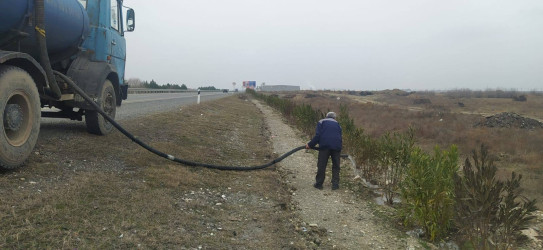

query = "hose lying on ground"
[{"left": 56, "top": 71, "right": 328, "bottom": 170}]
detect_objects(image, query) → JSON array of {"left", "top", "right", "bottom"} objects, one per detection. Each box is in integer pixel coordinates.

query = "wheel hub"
[
  {"left": 3, "top": 104, "right": 23, "bottom": 131},
  {"left": 4, "top": 91, "right": 32, "bottom": 147}
]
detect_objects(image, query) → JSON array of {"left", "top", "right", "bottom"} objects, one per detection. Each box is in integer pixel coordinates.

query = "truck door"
[{"left": 108, "top": 0, "right": 126, "bottom": 86}]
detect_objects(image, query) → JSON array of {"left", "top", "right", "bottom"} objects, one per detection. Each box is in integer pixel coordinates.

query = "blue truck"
[{"left": 0, "top": 0, "right": 135, "bottom": 169}]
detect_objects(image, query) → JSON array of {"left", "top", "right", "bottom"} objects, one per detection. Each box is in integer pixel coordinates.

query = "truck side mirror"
[{"left": 126, "top": 8, "right": 135, "bottom": 32}]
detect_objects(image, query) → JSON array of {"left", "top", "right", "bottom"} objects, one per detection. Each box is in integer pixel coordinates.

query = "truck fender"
[
  {"left": 67, "top": 54, "right": 121, "bottom": 109},
  {"left": 0, "top": 50, "right": 48, "bottom": 96}
]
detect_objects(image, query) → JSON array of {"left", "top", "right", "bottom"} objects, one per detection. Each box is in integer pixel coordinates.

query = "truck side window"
[
  {"left": 78, "top": 0, "right": 87, "bottom": 9},
  {"left": 111, "top": 0, "right": 120, "bottom": 31}
]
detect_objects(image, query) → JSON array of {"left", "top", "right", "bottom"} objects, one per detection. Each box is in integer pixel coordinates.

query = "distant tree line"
[
  {"left": 337, "top": 88, "right": 541, "bottom": 100},
  {"left": 197, "top": 86, "right": 217, "bottom": 90},
  {"left": 127, "top": 78, "right": 221, "bottom": 91},
  {"left": 442, "top": 88, "right": 537, "bottom": 99},
  {"left": 126, "top": 78, "right": 187, "bottom": 90},
  {"left": 142, "top": 80, "right": 187, "bottom": 90}
]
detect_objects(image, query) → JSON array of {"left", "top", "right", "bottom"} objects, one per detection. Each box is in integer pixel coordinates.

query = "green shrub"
[
  {"left": 454, "top": 144, "right": 537, "bottom": 249},
  {"left": 495, "top": 172, "right": 537, "bottom": 249},
  {"left": 338, "top": 104, "right": 355, "bottom": 136},
  {"left": 378, "top": 129, "right": 415, "bottom": 205},
  {"left": 338, "top": 105, "right": 381, "bottom": 181},
  {"left": 293, "top": 103, "right": 324, "bottom": 137},
  {"left": 352, "top": 129, "right": 381, "bottom": 182},
  {"left": 401, "top": 145, "right": 459, "bottom": 241}
]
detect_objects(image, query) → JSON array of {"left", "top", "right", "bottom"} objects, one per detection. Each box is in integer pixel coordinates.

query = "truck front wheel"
[
  {"left": 0, "top": 66, "right": 41, "bottom": 169},
  {"left": 85, "top": 79, "right": 116, "bottom": 135}
]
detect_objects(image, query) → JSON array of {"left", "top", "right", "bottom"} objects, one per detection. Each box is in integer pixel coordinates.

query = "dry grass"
[{"left": 0, "top": 95, "right": 308, "bottom": 248}]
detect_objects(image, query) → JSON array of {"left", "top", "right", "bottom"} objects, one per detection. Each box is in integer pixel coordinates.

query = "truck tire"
[
  {"left": 0, "top": 65, "right": 41, "bottom": 169},
  {"left": 85, "top": 79, "right": 116, "bottom": 135}
]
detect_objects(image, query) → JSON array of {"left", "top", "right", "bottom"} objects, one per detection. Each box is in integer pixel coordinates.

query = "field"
[{"left": 286, "top": 90, "right": 543, "bottom": 207}]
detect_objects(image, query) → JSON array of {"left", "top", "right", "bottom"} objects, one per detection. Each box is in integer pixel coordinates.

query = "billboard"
[{"left": 242, "top": 81, "right": 256, "bottom": 89}]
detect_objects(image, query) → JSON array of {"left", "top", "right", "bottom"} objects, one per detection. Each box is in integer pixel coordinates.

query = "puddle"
[
  {"left": 345, "top": 155, "right": 401, "bottom": 206},
  {"left": 373, "top": 189, "right": 401, "bottom": 206},
  {"left": 374, "top": 195, "right": 401, "bottom": 206}
]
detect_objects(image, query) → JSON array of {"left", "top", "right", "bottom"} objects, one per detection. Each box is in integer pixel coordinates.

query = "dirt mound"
[{"left": 476, "top": 112, "right": 543, "bottom": 129}]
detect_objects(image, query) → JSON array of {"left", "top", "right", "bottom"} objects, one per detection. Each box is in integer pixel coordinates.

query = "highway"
[
  {"left": 40, "top": 92, "right": 231, "bottom": 128},
  {"left": 117, "top": 92, "right": 230, "bottom": 120}
]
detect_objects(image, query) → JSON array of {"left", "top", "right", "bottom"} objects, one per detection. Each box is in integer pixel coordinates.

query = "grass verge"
[{"left": 0, "top": 95, "right": 308, "bottom": 249}]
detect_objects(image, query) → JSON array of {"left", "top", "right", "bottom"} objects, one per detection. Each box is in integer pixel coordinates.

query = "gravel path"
[{"left": 254, "top": 100, "right": 419, "bottom": 249}]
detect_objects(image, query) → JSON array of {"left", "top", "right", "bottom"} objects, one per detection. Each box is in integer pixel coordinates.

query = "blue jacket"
[{"left": 308, "top": 118, "right": 342, "bottom": 151}]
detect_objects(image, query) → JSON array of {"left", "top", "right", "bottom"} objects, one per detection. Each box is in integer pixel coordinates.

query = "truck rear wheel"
[
  {"left": 85, "top": 79, "right": 116, "bottom": 135},
  {"left": 0, "top": 66, "right": 41, "bottom": 169}
]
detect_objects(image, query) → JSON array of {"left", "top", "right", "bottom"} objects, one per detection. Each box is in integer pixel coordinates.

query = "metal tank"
[{"left": 0, "top": 0, "right": 89, "bottom": 61}]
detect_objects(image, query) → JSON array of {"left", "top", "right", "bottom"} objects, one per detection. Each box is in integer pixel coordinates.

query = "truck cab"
[
  {"left": 78, "top": 0, "right": 133, "bottom": 104},
  {"left": 60, "top": 0, "right": 135, "bottom": 135}
]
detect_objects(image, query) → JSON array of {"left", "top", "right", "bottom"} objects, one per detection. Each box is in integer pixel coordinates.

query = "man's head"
[{"left": 326, "top": 112, "right": 336, "bottom": 119}]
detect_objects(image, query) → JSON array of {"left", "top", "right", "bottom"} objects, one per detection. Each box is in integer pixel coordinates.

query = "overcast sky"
[{"left": 123, "top": 0, "right": 543, "bottom": 91}]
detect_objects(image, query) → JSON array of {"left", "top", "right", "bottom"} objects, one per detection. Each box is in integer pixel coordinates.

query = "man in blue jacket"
[{"left": 306, "top": 112, "right": 343, "bottom": 190}]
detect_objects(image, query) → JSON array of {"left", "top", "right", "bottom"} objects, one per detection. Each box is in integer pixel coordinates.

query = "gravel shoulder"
[{"left": 254, "top": 100, "right": 420, "bottom": 249}]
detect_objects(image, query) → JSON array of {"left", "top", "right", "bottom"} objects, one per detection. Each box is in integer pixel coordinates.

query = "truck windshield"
[
  {"left": 111, "top": 0, "right": 120, "bottom": 31},
  {"left": 78, "top": 0, "right": 87, "bottom": 9}
]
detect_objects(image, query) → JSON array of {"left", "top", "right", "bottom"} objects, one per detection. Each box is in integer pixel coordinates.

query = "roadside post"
[{"left": 197, "top": 89, "right": 201, "bottom": 104}]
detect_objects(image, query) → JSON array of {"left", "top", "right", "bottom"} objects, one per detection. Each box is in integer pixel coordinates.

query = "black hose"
[
  {"left": 35, "top": 0, "right": 62, "bottom": 99},
  {"left": 54, "top": 71, "right": 313, "bottom": 170}
]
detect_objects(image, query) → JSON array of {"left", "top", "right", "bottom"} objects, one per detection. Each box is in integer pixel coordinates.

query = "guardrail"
[{"left": 127, "top": 88, "right": 223, "bottom": 94}]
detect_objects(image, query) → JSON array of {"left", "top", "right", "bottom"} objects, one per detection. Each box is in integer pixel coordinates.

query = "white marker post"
[{"left": 197, "top": 89, "right": 201, "bottom": 104}]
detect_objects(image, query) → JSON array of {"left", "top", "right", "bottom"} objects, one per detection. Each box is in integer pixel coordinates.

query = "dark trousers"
[{"left": 315, "top": 149, "right": 341, "bottom": 186}]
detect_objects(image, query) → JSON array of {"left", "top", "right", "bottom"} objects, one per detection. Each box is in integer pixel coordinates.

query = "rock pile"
[{"left": 475, "top": 112, "right": 543, "bottom": 129}]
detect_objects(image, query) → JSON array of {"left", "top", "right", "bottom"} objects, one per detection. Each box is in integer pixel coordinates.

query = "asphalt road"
[
  {"left": 117, "top": 92, "right": 230, "bottom": 120},
  {"left": 40, "top": 92, "right": 231, "bottom": 128}
]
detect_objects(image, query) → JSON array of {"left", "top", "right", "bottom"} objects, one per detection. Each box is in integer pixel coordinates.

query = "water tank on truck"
[
  {"left": 0, "top": 0, "right": 136, "bottom": 169},
  {"left": 0, "top": 0, "right": 90, "bottom": 63}
]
